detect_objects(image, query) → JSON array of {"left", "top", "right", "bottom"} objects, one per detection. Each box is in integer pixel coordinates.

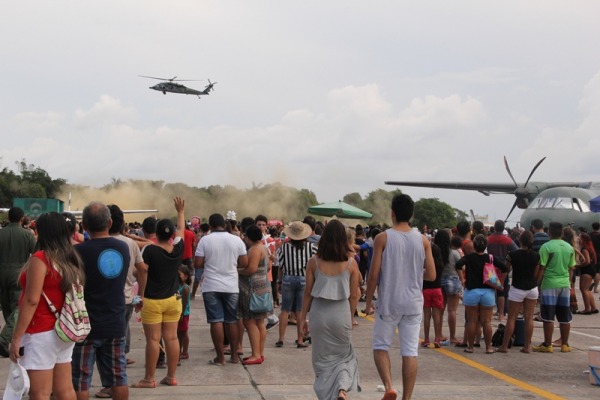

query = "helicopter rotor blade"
[
  {"left": 138, "top": 75, "right": 169, "bottom": 81},
  {"left": 503, "top": 156, "right": 518, "bottom": 187},
  {"left": 139, "top": 75, "right": 203, "bottom": 82},
  {"left": 524, "top": 157, "right": 546, "bottom": 186}
]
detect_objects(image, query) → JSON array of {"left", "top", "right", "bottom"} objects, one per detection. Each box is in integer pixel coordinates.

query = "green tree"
[
  {"left": 412, "top": 198, "right": 457, "bottom": 230},
  {"left": 343, "top": 193, "right": 364, "bottom": 208}
]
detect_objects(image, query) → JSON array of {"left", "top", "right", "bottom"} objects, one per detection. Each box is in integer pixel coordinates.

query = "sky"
[{"left": 2, "top": 1, "right": 600, "bottom": 224}]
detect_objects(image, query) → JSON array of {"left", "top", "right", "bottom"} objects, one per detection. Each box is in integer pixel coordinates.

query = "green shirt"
[{"left": 538, "top": 239, "right": 575, "bottom": 290}]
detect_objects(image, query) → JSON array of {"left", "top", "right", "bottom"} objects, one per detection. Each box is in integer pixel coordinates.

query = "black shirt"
[
  {"left": 142, "top": 237, "right": 184, "bottom": 299},
  {"left": 456, "top": 253, "right": 507, "bottom": 290},
  {"left": 506, "top": 249, "right": 539, "bottom": 291}
]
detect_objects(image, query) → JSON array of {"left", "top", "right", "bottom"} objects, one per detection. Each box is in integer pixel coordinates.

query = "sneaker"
[
  {"left": 560, "top": 344, "right": 571, "bottom": 353},
  {"left": 266, "top": 320, "right": 279, "bottom": 331},
  {"left": 532, "top": 343, "right": 553, "bottom": 353}
]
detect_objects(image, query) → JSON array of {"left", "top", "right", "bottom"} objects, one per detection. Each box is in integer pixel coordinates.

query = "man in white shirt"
[{"left": 194, "top": 213, "right": 248, "bottom": 365}]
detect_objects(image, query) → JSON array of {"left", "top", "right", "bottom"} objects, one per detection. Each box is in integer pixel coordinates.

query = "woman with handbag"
[
  {"left": 9, "top": 212, "right": 85, "bottom": 400},
  {"left": 238, "top": 224, "right": 272, "bottom": 365},
  {"left": 455, "top": 234, "right": 507, "bottom": 354}
]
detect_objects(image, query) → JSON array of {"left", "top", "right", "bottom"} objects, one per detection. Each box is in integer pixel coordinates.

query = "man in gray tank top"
[{"left": 365, "top": 194, "right": 436, "bottom": 400}]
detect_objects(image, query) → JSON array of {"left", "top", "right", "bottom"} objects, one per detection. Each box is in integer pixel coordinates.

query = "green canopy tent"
[{"left": 307, "top": 200, "right": 373, "bottom": 219}]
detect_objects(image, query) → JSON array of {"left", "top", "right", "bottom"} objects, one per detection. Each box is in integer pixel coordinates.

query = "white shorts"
[
  {"left": 20, "top": 330, "right": 75, "bottom": 370},
  {"left": 508, "top": 286, "right": 539, "bottom": 303},
  {"left": 372, "top": 313, "right": 422, "bottom": 357}
]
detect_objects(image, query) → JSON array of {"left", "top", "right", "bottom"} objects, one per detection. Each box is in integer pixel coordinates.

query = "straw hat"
[{"left": 284, "top": 221, "right": 312, "bottom": 241}]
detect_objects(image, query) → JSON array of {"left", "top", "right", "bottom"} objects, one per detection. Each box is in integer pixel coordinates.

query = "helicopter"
[
  {"left": 385, "top": 156, "right": 600, "bottom": 231},
  {"left": 139, "top": 76, "right": 217, "bottom": 99}
]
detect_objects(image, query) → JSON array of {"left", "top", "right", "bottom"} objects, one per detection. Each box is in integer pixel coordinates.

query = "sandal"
[
  {"left": 94, "top": 387, "right": 112, "bottom": 398},
  {"left": 421, "top": 340, "right": 430, "bottom": 348},
  {"left": 160, "top": 376, "right": 177, "bottom": 386},
  {"left": 131, "top": 379, "right": 156, "bottom": 389},
  {"left": 179, "top": 353, "right": 189, "bottom": 360},
  {"left": 463, "top": 348, "right": 474, "bottom": 354}
]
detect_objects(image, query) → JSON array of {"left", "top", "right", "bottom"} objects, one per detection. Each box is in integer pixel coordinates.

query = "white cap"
[{"left": 3, "top": 361, "right": 29, "bottom": 400}]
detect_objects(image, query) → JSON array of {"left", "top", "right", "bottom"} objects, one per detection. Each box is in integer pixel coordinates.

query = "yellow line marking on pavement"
[
  {"left": 435, "top": 348, "right": 566, "bottom": 400},
  {"left": 358, "top": 312, "right": 565, "bottom": 400}
]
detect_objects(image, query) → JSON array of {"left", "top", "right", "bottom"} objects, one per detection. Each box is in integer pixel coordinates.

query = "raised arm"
[{"left": 174, "top": 197, "right": 185, "bottom": 239}]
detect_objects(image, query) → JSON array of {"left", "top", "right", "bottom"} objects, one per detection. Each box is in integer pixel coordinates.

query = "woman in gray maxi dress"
[{"left": 299, "top": 220, "right": 361, "bottom": 400}]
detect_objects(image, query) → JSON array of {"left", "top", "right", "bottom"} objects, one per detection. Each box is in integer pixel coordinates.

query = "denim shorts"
[
  {"left": 463, "top": 288, "right": 496, "bottom": 307},
  {"left": 281, "top": 275, "right": 305, "bottom": 312},
  {"left": 72, "top": 337, "right": 127, "bottom": 391},
  {"left": 203, "top": 291, "right": 239, "bottom": 323},
  {"left": 441, "top": 275, "right": 462, "bottom": 296}
]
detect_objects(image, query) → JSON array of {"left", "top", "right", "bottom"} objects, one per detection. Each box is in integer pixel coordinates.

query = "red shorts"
[
  {"left": 423, "top": 288, "right": 444, "bottom": 309},
  {"left": 177, "top": 315, "right": 189, "bottom": 332}
]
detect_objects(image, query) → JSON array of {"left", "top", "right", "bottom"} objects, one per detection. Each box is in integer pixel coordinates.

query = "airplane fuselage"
[{"left": 520, "top": 187, "right": 600, "bottom": 231}]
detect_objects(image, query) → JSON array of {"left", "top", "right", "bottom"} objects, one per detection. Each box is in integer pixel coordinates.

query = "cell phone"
[{"left": 19, "top": 346, "right": 24, "bottom": 356}]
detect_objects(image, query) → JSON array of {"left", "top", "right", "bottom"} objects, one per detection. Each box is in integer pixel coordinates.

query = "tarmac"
[{"left": 2, "top": 288, "right": 600, "bottom": 400}]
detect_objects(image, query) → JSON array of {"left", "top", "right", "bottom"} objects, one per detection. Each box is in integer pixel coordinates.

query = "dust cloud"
[{"left": 59, "top": 180, "right": 319, "bottom": 224}]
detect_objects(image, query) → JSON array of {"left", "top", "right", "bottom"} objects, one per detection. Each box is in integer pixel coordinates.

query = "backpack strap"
[{"left": 41, "top": 291, "right": 60, "bottom": 319}]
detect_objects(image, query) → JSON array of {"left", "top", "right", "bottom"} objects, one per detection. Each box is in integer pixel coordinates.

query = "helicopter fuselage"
[{"left": 150, "top": 82, "right": 204, "bottom": 96}]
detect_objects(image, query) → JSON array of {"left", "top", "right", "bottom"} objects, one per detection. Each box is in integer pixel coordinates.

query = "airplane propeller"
[{"left": 503, "top": 156, "right": 546, "bottom": 222}]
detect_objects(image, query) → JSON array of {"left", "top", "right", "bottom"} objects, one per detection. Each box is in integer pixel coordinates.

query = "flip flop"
[
  {"left": 382, "top": 389, "right": 397, "bottom": 400},
  {"left": 131, "top": 379, "right": 156, "bottom": 388},
  {"left": 520, "top": 348, "right": 530, "bottom": 354},
  {"left": 159, "top": 377, "right": 177, "bottom": 386},
  {"left": 275, "top": 341, "right": 283, "bottom": 347},
  {"left": 486, "top": 349, "right": 496, "bottom": 354},
  {"left": 496, "top": 348, "right": 508, "bottom": 353},
  {"left": 94, "top": 387, "right": 112, "bottom": 398},
  {"left": 463, "top": 348, "right": 474, "bottom": 354},
  {"left": 208, "top": 359, "right": 225, "bottom": 366}
]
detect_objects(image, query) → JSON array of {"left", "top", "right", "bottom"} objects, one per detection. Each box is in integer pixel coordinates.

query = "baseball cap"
[{"left": 3, "top": 361, "right": 29, "bottom": 400}]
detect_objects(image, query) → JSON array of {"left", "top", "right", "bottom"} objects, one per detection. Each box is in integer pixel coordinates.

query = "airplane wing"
[
  {"left": 384, "top": 181, "right": 517, "bottom": 195},
  {"left": 384, "top": 181, "right": 592, "bottom": 195}
]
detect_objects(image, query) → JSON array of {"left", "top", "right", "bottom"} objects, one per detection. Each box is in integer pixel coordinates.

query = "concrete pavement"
[{"left": 2, "top": 289, "right": 600, "bottom": 399}]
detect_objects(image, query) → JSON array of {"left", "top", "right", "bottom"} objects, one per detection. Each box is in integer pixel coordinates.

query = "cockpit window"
[{"left": 529, "top": 196, "right": 590, "bottom": 212}]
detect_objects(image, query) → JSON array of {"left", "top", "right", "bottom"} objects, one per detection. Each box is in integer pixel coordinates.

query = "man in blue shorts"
[
  {"left": 533, "top": 221, "right": 576, "bottom": 353},
  {"left": 73, "top": 202, "right": 131, "bottom": 400},
  {"left": 365, "top": 194, "right": 436, "bottom": 400},
  {"left": 194, "top": 213, "right": 248, "bottom": 365}
]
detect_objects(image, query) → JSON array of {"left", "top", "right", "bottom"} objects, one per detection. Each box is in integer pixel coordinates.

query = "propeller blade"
[
  {"left": 503, "top": 156, "right": 518, "bottom": 187},
  {"left": 523, "top": 157, "right": 546, "bottom": 186},
  {"left": 505, "top": 199, "right": 519, "bottom": 222}
]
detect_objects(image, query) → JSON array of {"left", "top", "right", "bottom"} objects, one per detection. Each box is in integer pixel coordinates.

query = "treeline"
[
  {"left": 0, "top": 159, "right": 66, "bottom": 207},
  {"left": 2, "top": 161, "right": 467, "bottom": 227}
]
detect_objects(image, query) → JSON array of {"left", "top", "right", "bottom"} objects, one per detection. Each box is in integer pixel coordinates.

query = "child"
[
  {"left": 178, "top": 265, "right": 192, "bottom": 360},
  {"left": 422, "top": 243, "right": 446, "bottom": 348}
]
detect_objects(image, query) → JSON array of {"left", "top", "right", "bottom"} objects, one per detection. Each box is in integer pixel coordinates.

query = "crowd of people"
[{"left": 1, "top": 194, "right": 599, "bottom": 400}]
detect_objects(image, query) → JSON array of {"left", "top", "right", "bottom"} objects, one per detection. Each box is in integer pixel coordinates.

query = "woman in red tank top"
[{"left": 9, "top": 212, "right": 85, "bottom": 400}]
